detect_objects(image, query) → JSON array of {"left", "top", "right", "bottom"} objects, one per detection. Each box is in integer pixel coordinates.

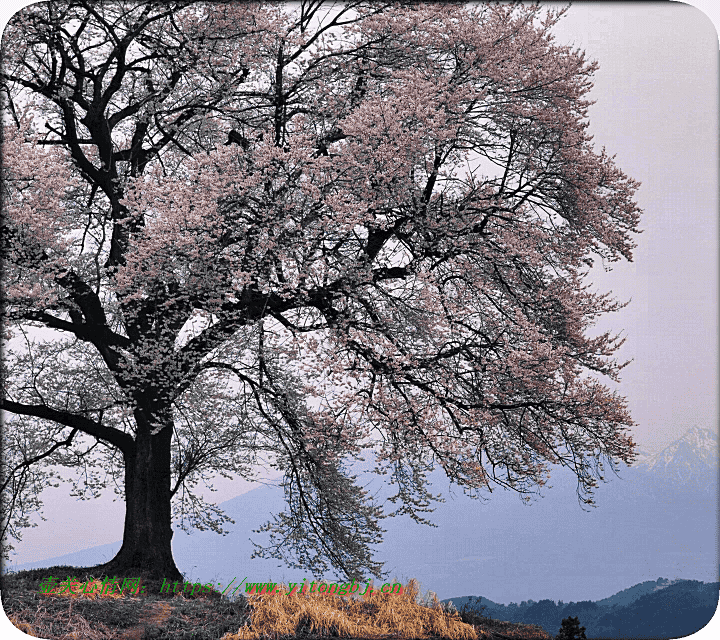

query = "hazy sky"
[
  {"left": 550, "top": 2, "right": 719, "bottom": 457},
  {"left": 1, "top": 0, "right": 718, "bottom": 581}
]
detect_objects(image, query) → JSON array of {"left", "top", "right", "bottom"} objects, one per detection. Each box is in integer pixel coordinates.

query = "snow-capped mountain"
[{"left": 634, "top": 426, "right": 718, "bottom": 485}]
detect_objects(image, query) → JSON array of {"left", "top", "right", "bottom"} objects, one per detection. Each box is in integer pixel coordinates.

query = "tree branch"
[{"left": 0, "top": 399, "right": 134, "bottom": 455}]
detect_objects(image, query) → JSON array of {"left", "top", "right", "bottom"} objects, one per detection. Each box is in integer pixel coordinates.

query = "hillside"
[
  {"left": 443, "top": 579, "right": 720, "bottom": 639},
  {"left": 1, "top": 567, "right": 552, "bottom": 640}
]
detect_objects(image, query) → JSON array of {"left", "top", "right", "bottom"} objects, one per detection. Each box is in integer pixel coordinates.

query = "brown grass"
[
  {"left": 220, "top": 578, "right": 479, "bottom": 640},
  {"left": 2, "top": 567, "right": 552, "bottom": 640}
]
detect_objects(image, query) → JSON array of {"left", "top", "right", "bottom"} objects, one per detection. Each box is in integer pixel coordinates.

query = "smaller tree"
[
  {"left": 556, "top": 616, "right": 587, "bottom": 640},
  {"left": 458, "top": 596, "right": 489, "bottom": 628}
]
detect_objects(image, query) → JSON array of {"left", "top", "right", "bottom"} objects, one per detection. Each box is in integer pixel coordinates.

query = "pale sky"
[
  {"left": 551, "top": 2, "right": 719, "bottom": 456},
  {"left": 1, "top": 0, "right": 718, "bottom": 591}
]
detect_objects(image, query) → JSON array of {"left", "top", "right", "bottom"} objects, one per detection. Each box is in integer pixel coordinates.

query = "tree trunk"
[{"left": 99, "top": 416, "right": 183, "bottom": 581}]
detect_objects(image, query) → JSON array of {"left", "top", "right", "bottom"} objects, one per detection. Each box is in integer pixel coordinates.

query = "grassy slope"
[{"left": 1, "top": 566, "right": 552, "bottom": 640}]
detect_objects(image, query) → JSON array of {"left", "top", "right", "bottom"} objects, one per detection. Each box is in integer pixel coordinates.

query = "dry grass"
[
  {"left": 220, "top": 579, "right": 478, "bottom": 640},
  {"left": 2, "top": 567, "right": 552, "bottom": 640}
]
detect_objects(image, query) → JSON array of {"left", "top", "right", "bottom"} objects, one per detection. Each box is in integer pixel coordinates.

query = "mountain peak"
[
  {"left": 677, "top": 425, "right": 717, "bottom": 450},
  {"left": 641, "top": 426, "right": 718, "bottom": 480}
]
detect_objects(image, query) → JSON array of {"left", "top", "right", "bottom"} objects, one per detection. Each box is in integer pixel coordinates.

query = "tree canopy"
[{"left": 1, "top": 0, "right": 641, "bottom": 580}]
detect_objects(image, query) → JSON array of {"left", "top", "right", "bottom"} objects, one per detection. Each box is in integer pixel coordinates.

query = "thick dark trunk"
[{"left": 99, "top": 414, "right": 183, "bottom": 581}]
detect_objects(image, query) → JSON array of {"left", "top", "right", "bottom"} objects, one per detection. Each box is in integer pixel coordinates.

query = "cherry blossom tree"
[{"left": 1, "top": 0, "right": 641, "bottom": 580}]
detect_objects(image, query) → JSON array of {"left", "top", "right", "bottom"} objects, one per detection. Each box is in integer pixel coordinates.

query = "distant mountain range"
[
  {"left": 5, "top": 427, "right": 718, "bottom": 613},
  {"left": 442, "top": 577, "right": 719, "bottom": 639}
]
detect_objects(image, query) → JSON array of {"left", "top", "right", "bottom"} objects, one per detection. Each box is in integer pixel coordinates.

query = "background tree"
[
  {"left": 1, "top": 0, "right": 641, "bottom": 580},
  {"left": 556, "top": 616, "right": 587, "bottom": 640}
]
